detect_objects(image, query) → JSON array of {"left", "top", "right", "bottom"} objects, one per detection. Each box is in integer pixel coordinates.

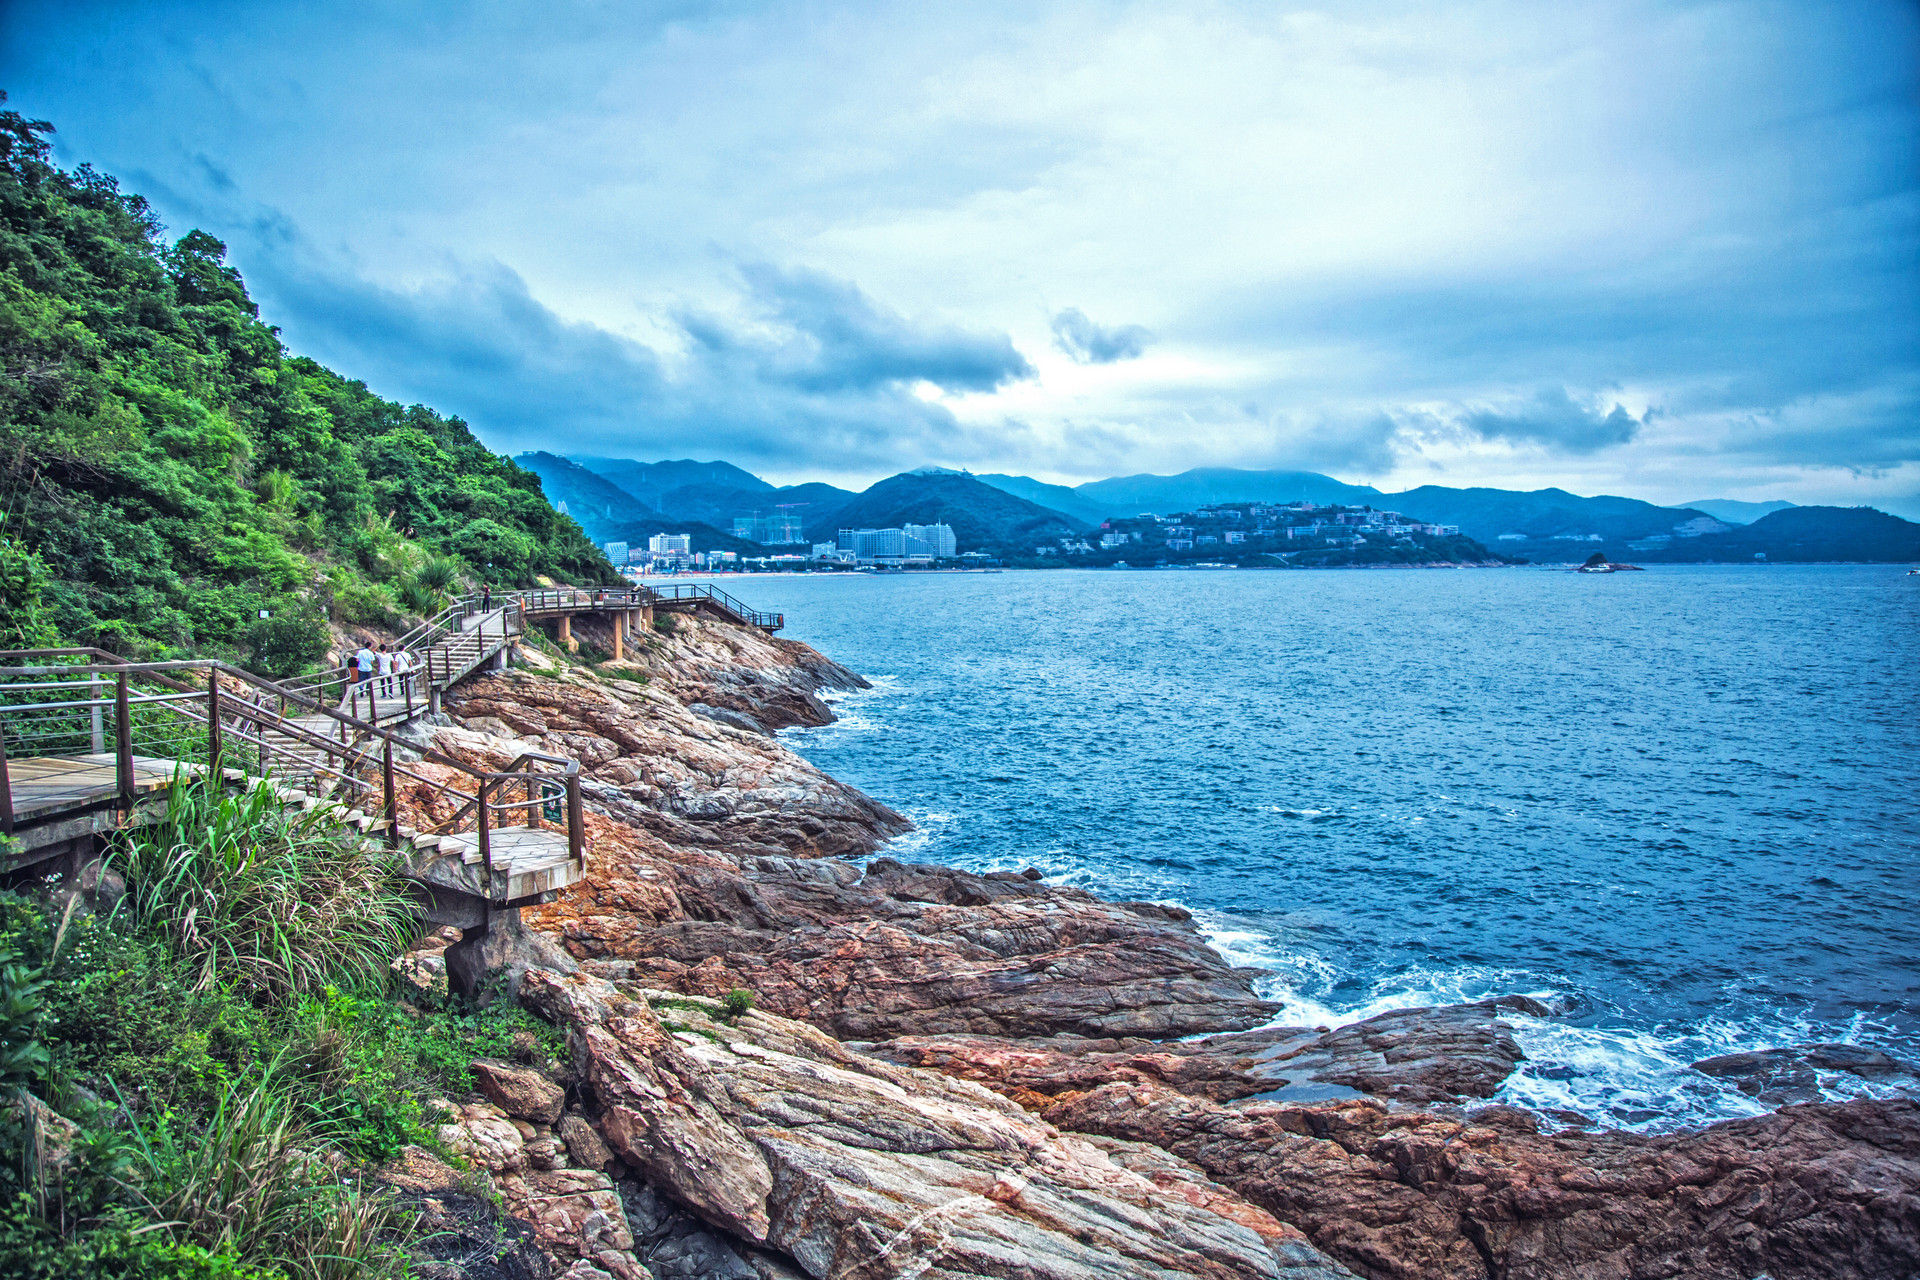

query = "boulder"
[
  {"left": 475, "top": 1059, "right": 567, "bottom": 1127},
  {"left": 1690, "top": 1043, "right": 1920, "bottom": 1106}
]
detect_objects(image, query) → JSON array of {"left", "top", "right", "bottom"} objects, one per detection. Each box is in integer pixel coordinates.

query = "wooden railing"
[{"left": 0, "top": 650, "right": 582, "bottom": 896}]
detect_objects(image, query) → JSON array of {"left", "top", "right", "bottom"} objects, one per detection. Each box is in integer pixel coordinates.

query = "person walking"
[
  {"left": 394, "top": 647, "right": 415, "bottom": 702},
  {"left": 350, "top": 640, "right": 376, "bottom": 712},
  {"left": 376, "top": 643, "right": 394, "bottom": 700}
]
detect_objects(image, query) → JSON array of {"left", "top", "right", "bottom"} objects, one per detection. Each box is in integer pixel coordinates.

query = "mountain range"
[{"left": 532, "top": 453, "right": 1920, "bottom": 564}]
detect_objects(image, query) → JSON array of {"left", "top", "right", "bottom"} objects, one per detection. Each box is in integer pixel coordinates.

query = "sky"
[{"left": 4, "top": 0, "right": 1918, "bottom": 510}]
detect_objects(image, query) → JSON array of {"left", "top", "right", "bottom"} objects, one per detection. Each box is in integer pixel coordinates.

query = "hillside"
[
  {"left": 514, "top": 453, "right": 754, "bottom": 553},
  {"left": 976, "top": 473, "right": 1113, "bottom": 526},
  {"left": 570, "top": 455, "right": 857, "bottom": 535},
  {"left": 1678, "top": 498, "right": 1797, "bottom": 525},
  {"left": 1073, "top": 467, "right": 1382, "bottom": 517},
  {"left": 1386, "top": 486, "right": 1718, "bottom": 547},
  {"left": 0, "top": 103, "right": 612, "bottom": 662},
  {"left": 1635, "top": 505, "right": 1920, "bottom": 562},
  {"left": 808, "top": 471, "right": 1083, "bottom": 549},
  {"left": 574, "top": 456, "right": 774, "bottom": 504}
]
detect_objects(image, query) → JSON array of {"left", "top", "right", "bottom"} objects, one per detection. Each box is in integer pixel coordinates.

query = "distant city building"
[
  {"left": 732, "top": 512, "right": 804, "bottom": 544},
  {"left": 902, "top": 522, "right": 958, "bottom": 558},
  {"left": 648, "top": 532, "right": 691, "bottom": 555},
  {"left": 836, "top": 523, "right": 956, "bottom": 564},
  {"left": 556, "top": 500, "right": 570, "bottom": 516},
  {"left": 603, "top": 540, "right": 629, "bottom": 564}
]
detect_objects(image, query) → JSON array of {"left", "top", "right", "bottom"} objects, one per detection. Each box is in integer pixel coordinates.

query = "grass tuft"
[{"left": 114, "top": 775, "right": 415, "bottom": 999}]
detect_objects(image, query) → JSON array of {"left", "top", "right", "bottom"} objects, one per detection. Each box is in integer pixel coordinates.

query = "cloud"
[
  {"left": 1050, "top": 307, "right": 1151, "bottom": 364},
  {"left": 247, "top": 247, "right": 1039, "bottom": 478},
  {"left": 7, "top": 0, "right": 1917, "bottom": 503},
  {"left": 699, "top": 264, "right": 1034, "bottom": 394},
  {"left": 1458, "top": 387, "right": 1648, "bottom": 453}
]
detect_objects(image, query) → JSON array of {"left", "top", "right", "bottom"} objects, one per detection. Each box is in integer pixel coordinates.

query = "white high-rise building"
[
  {"left": 902, "top": 523, "right": 957, "bottom": 558},
  {"left": 603, "top": 540, "right": 629, "bottom": 564},
  {"left": 648, "top": 532, "right": 691, "bottom": 555}
]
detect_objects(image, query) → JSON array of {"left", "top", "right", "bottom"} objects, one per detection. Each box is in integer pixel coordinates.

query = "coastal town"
[{"left": 603, "top": 501, "right": 1488, "bottom": 572}]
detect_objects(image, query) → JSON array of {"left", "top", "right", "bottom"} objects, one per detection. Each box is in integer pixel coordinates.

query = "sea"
[{"left": 685, "top": 565, "right": 1920, "bottom": 1131}]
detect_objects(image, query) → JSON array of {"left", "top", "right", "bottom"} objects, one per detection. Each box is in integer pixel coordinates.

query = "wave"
[{"left": 1190, "top": 911, "right": 1912, "bottom": 1132}]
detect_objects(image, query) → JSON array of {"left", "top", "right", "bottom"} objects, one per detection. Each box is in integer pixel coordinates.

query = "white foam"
[{"left": 1193, "top": 912, "right": 1914, "bottom": 1131}]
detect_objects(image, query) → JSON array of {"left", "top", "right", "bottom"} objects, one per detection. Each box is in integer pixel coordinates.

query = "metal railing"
[
  {"left": 0, "top": 650, "right": 582, "bottom": 899},
  {"left": 646, "top": 582, "right": 784, "bottom": 631}
]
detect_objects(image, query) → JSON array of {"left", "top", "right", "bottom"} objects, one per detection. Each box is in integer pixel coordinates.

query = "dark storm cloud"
[
  {"left": 1050, "top": 307, "right": 1151, "bottom": 364},
  {"left": 703, "top": 264, "right": 1034, "bottom": 394},
  {"left": 1461, "top": 387, "right": 1648, "bottom": 453},
  {"left": 248, "top": 250, "right": 1021, "bottom": 471}
]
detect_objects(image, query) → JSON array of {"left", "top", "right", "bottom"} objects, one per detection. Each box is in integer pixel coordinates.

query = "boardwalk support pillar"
[{"left": 442, "top": 905, "right": 576, "bottom": 1003}]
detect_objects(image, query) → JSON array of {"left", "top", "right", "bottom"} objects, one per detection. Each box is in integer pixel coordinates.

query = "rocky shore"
[{"left": 395, "top": 613, "right": 1920, "bottom": 1280}]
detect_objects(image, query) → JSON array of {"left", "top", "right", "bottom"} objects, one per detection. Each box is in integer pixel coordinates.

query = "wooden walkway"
[{"left": 5, "top": 753, "right": 192, "bottom": 823}]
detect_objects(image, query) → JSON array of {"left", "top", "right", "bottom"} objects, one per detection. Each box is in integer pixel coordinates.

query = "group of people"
[{"left": 346, "top": 640, "right": 415, "bottom": 705}]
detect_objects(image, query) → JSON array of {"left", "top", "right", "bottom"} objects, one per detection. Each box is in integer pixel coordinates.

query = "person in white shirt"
[
  {"left": 376, "top": 643, "right": 394, "bottom": 699},
  {"left": 394, "top": 648, "right": 415, "bottom": 700}
]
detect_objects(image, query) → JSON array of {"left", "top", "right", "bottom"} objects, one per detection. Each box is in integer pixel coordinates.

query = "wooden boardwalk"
[{"left": 4, "top": 753, "right": 193, "bottom": 823}]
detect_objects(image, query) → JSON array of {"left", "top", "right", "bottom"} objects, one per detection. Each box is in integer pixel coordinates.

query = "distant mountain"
[
  {"left": 1634, "top": 506, "right": 1920, "bottom": 563},
  {"left": 976, "top": 474, "right": 1113, "bottom": 526},
  {"left": 1677, "top": 498, "right": 1797, "bottom": 525},
  {"left": 1073, "top": 467, "right": 1382, "bottom": 517},
  {"left": 515, "top": 453, "right": 754, "bottom": 552},
  {"left": 770, "top": 481, "right": 860, "bottom": 530},
  {"left": 573, "top": 457, "right": 774, "bottom": 507},
  {"left": 810, "top": 472, "right": 1083, "bottom": 549},
  {"left": 568, "top": 455, "right": 856, "bottom": 538},
  {"left": 1385, "top": 486, "right": 1719, "bottom": 546}
]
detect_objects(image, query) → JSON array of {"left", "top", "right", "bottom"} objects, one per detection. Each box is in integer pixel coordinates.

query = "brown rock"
[
  {"left": 436, "top": 1100, "right": 528, "bottom": 1174},
  {"left": 555, "top": 857, "right": 1279, "bottom": 1041},
  {"left": 872, "top": 998, "right": 1536, "bottom": 1108},
  {"left": 521, "top": 968, "right": 1354, "bottom": 1279},
  {"left": 494, "top": 1166, "right": 643, "bottom": 1279},
  {"left": 559, "top": 1113, "right": 616, "bottom": 1172},
  {"left": 475, "top": 1059, "right": 567, "bottom": 1127},
  {"left": 1043, "top": 1081, "right": 1920, "bottom": 1280}
]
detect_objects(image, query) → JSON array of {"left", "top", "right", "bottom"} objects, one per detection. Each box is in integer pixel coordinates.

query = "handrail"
[
  {"left": 646, "top": 582, "right": 783, "bottom": 631},
  {"left": 0, "top": 649, "right": 583, "bottom": 896}
]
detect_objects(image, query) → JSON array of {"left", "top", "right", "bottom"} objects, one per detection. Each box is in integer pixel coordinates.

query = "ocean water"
[{"left": 700, "top": 566, "right": 1919, "bottom": 1130}]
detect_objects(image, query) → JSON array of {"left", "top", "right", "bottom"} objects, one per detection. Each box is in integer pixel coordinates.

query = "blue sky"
[{"left": 4, "top": 0, "right": 1917, "bottom": 510}]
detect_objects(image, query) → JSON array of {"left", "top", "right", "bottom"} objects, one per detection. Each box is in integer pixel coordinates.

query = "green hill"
[
  {"left": 514, "top": 452, "right": 754, "bottom": 553},
  {"left": 812, "top": 471, "right": 1083, "bottom": 550},
  {"left": 0, "top": 100, "right": 613, "bottom": 663},
  {"left": 1634, "top": 505, "right": 1920, "bottom": 562}
]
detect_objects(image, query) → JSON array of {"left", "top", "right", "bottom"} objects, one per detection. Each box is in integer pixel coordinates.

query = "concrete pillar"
[
  {"left": 556, "top": 615, "right": 571, "bottom": 644},
  {"left": 610, "top": 616, "right": 623, "bottom": 661}
]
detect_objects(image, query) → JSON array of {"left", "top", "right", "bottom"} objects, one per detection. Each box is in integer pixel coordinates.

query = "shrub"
[
  {"left": 652, "top": 613, "right": 679, "bottom": 636},
  {"left": 413, "top": 554, "right": 461, "bottom": 593},
  {"left": 722, "top": 988, "right": 755, "bottom": 1022},
  {"left": 114, "top": 776, "right": 415, "bottom": 999},
  {"left": 120, "top": 1066, "right": 412, "bottom": 1280}
]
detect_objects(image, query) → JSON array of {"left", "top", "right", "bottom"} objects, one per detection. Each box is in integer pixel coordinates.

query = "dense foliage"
[
  {"left": 0, "top": 775, "right": 565, "bottom": 1277},
  {"left": 0, "top": 97, "right": 616, "bottom": 665}
]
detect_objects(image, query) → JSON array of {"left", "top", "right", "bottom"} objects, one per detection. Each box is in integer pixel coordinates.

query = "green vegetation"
[
  {"left": 0, "top": 97, "right": 616, "bottom": 665},
  {"left": 722, "top": 988, "right": 755, "bottom": 1022},
  {"left": 0, "top": 774, "right": 563, "bottom": 1277}
]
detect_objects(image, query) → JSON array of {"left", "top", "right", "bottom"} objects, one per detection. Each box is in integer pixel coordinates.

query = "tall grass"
[
  {"left": 115, "top": 775, "right": 415, "bottom": 999},
  {"left": 119, "top": 1063, "right": 413, "bottom": 1280}
]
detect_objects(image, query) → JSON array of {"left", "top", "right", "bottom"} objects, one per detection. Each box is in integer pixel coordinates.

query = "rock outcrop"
[
  {"left": 1043, "top": 1084, "right": 1920, "bottom": 1280},
  {"left": 520, "top": 968, "right": 1358, "bottom": 1280},
  {"left": 874, "top": 997, "right": 1546, "bottom": 1110},
  {"left": 546, "top": 855, "right": 1280, "bottom": 1040},
  {"left": 1690, "top": 1043, "right": 1920, "bottom": 1107}
]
